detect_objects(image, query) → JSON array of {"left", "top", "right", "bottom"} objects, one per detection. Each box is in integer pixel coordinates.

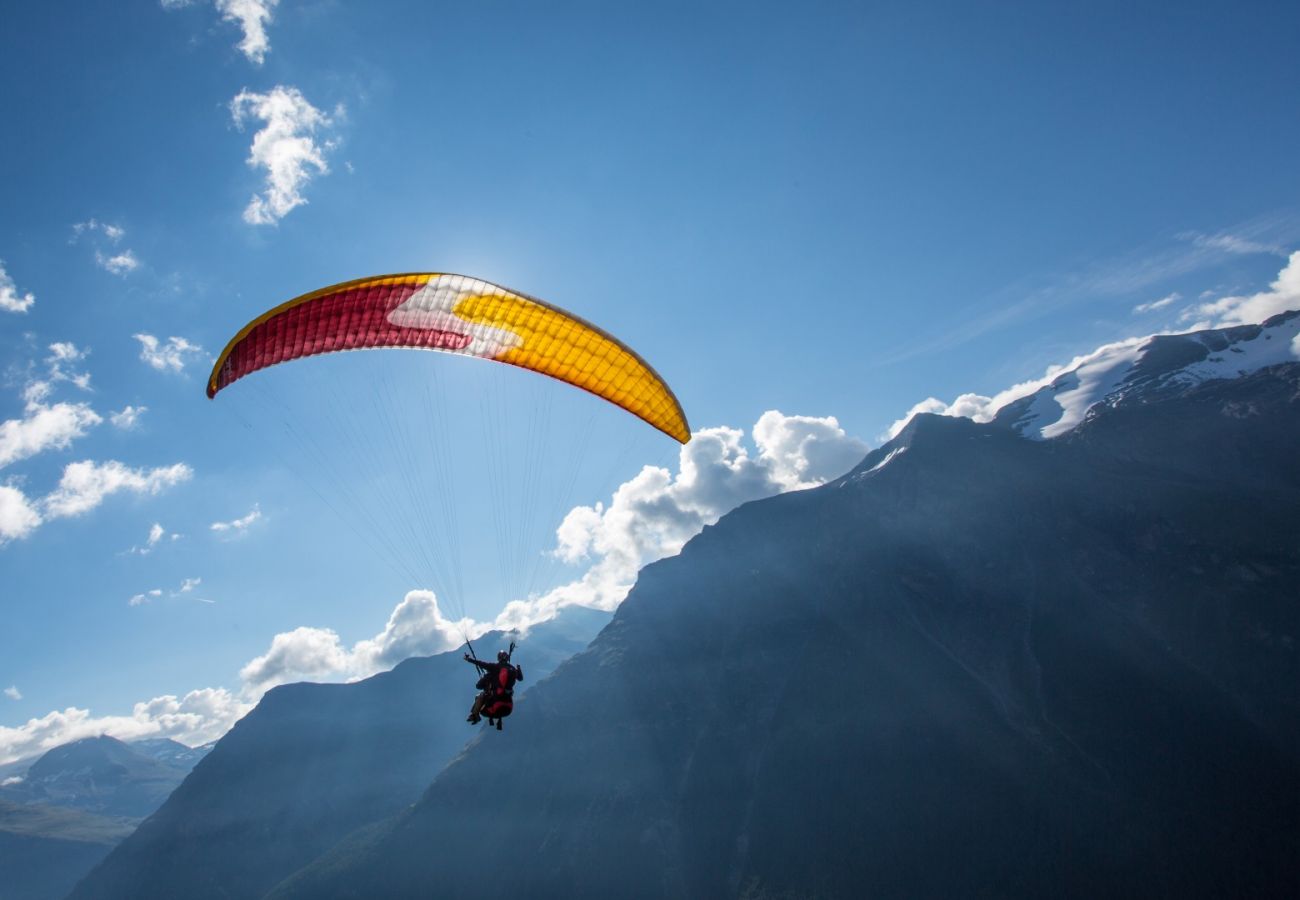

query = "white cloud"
[
  {"left": 1133, "top": 292, "right": 1179, "bottom": 314},
  {"left": 210, "top": 503, "right": 261, "bottom": 536},
  {"left": 0, "top": 688, "right": 251, "bottom": 765},
  {"left": 0, "top": 388, "right": 102, "bottom": 470},
  {"left": 44, "top": 342, "right": 92, "bottom": 390},
  {"left": 128, "top": 577, "right": 198, "bottom": 606},
  {"left": 3, "top": 686, "right": 20, "bottom": 701},
  {"left": 7, "top": 408, "right": 867, "bottom": 748},
  {"left": 1182, "top": 250, "right": 1300, "bottom": 328},
  {"left": 129, "top": 588, "right": 163, "bottom": 607},
  {"left": 0, "top": 262, "right": 35, "bottom": 314},
  {"left": 239, "top": 626, "right": 354, "bottom": 692},
  {"left": 73, "top": 221, "right": 140, "bottom": 274},
  {"left": 96, "top": 249, "right": 141, "bottom": 276},
  {"left": 126, "top": 521, "right": 178, "bottom": 555},
  {"left": 134, "top": 333, "right": 204, "bottom": 372},
  {"left": 110, "top": 405, "right": 148, "bottom": 429},
  {"left": 216, "top": 0, "right": 280, "bottom": 64},
  {"left": 0, "top": 485, "right": 41, "bottom": 545},
  {"left": 71, "top": 219, "right": 124, "bottom": 242},
  {"left": 43, "top": 460, "right": 192, "bottom": 519},
  {"left": 230, "top": 86, "right": 336, "bottom": 225}
]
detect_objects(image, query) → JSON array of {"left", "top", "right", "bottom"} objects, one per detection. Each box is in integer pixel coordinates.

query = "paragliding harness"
[{"left": 466, "top": 641, "right": 519, "bottom": 731}]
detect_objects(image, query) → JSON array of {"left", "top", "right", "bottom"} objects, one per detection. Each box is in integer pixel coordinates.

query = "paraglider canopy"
[{"left": 206, "top": 272, "right": 690, "bottom": 443}]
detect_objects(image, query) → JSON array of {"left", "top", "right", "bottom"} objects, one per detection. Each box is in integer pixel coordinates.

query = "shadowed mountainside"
[
  {"left": 69, "top": 606, "right": 610, "bottom": 900},
  {"left": 274, "top": 362, "right": 1299, "bottom": 899}
]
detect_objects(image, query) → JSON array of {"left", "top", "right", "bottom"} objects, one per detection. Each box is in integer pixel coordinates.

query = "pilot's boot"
[{"left": 467, "top": 692, "right": 485, "bottom": 724}]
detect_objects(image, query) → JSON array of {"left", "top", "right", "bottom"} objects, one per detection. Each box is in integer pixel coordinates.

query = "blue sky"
[{"left": 2, "top": 0, "right": 1298, "bottom": 757}]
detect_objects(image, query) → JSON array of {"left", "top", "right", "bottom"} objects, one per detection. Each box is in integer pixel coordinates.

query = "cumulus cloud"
[
  {"left": 96, "top": 250, "right": 140, "bottom": 276},
  {"left": 0, "top": 379, "right": 102, "bottom": 470},
  {"left": 240, "top": 411, "right": 869, "bottom": 691},
  {"left": 3, "top": 686, "right": 20, "bottom": 701},
  {"left": 0, "top": 486, "right": 41, "bottom": 544},
  {"left": 110, "top": 405, "right": 147, "bottom": 429},
  {"left": 43, "top": 460, "right": 192, "bottom": 519},
  {"left": 210, "top": 503, "right": 261, "bottom": 536},
  {"left": 0, "top": 688, "right": 251, "bottom": 765},
  {"left": 12, "top": 410, "right": 866, "bottom": 749},
  {"left": 1181, "top": 251, "right": 1300, "bottom": 328},
  {"left": 1133, "top": 292, "right": 1179, "bottom": 314},
  {"left": 134, "top": 333, "right": 204, "bottom": 372},
  {"left": 239, "top": 590, "right": 479, "bottom": 694},
  {"left": 0, "top": 262, "right": 35, "bottom": 313},
  {"left": 230, "top": 86, "right": 337, "bottom": 225}
]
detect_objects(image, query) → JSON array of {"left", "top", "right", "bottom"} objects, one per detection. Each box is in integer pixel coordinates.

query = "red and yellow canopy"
[{"left": 207, "top": 272, "right": 690, "bottom": 443}]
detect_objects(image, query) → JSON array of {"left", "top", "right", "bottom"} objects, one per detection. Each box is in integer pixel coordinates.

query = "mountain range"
[
  {"left": 267, "top": 313, "right": 1300, "bottom": 898},
  {"left": 68, "top": 312, "right": 1300, "bottom": 898},
  {"left": 68, "top": 605, "right": 611, "bottom": 900}
]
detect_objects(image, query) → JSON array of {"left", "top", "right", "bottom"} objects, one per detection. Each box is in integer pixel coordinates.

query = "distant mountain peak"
[{"left": 994, "top": 310, "right": 1300, "bottom": 439}]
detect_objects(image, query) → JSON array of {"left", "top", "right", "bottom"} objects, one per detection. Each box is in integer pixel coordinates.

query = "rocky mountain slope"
[
  {"left": 69, "top": 606, "right": 610, "bottom": 900},
  {"left": 271, "top": 337, "right": 1299, "bottom": 898}
]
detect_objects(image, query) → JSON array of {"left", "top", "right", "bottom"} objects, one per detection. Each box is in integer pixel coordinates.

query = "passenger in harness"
[{"left": 464, "top": 646, "right": 523, "bottom": 729}]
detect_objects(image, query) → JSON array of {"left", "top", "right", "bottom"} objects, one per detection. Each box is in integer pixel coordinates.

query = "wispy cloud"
[
  {"left": 126, "top": 521, "right": 180, "bottom": 555},
  {"left": 1181, "top": 230, "right": 1288, "bottom": 257},
  {"left": 230, "top": 86, "right": 338, "bottom": 225},
  {"left": 134, "top": 334, "right": 204, "bottom": 372},
  {"left": 0, "top": 262, "right": 35, "bottom": 314},
  {"left": 3, "top": 686, "right": 20, "bottom": 701},
  {"left": 1133, "top": 292, "right": 1179, "bottom": 314},
  {"left": 877, "top": 216, "right": 1300, "bottom": 366},
  {"left": 129, "top": 588, "right": 164, "bottom": 607},
  {"left": 210, "top": 503, "right": 261, "bottom": 537},
  {"left": 72, "top": 220, "right": 142, "bottom": 276},
  {"left": 128, "top": 576, "right": 202, "bottom": 607}
]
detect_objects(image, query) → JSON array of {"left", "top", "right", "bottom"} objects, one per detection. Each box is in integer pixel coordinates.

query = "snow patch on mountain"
[{"left": 901, "top": 311, "right": 1300, "bottom": 443}]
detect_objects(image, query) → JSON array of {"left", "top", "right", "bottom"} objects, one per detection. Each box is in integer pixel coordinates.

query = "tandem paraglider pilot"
[{"left": 465, "top": 645, "right": 523, "bottom": 730}]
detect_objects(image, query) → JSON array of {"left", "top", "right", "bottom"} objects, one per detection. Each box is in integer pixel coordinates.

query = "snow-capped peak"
[{"left": 995, "top": 310, "right": 1300, "bottom": 440}]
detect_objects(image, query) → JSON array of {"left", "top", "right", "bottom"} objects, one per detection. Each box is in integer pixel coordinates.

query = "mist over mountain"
[
  {"left": 69, "top": 606, "right": 611, "bottom": 900},
  {"left": 270, "top": 317, "right": 1300, "bottom": 898}
]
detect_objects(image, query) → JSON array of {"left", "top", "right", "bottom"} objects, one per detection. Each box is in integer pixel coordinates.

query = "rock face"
[
  {"left": 273, "top": 363, "right": 1300, "bottom": 899},
  {"left": 69, "top": 606, "right": 610, "bottom": 900}
]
